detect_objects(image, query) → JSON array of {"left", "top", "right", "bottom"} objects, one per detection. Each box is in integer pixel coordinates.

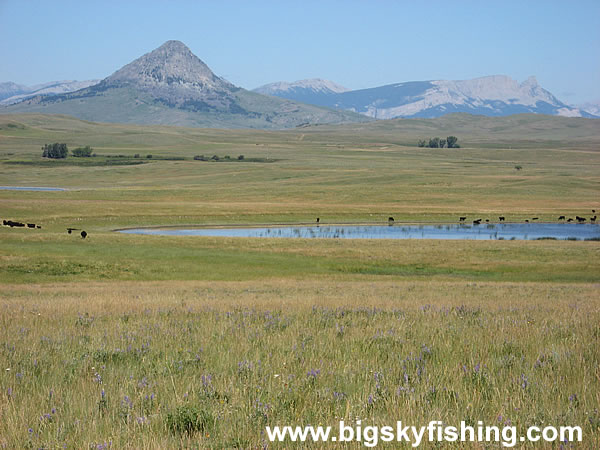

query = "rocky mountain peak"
[{"left": 104, "top": 40, "right": 232, "bottom": 91}]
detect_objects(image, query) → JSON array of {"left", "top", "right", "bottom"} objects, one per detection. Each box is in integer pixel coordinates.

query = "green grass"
[{"left": 0, "top": 113, "right": 599, "bottom": 447}]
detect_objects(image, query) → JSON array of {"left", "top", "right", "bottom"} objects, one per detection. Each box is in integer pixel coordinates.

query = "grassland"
[{"left": 0, "top": 113, "right": 599, "bottom": 447}]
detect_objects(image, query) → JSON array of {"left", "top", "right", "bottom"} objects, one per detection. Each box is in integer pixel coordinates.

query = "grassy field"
[{"left": 0, "top": 113, "right": 599, "bottom": 447}]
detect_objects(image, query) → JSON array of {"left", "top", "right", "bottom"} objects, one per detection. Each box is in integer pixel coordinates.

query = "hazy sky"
[{"left": 1, "top": 0, "right": 598, "bottom": 104}]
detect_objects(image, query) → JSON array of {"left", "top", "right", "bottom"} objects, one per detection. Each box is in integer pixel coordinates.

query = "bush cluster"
[{"left": 418, "top": 136, "right": 460, "bottom": 148}]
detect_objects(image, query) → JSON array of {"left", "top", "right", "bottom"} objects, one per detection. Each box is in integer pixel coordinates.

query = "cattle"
[
  {"left": 576, "top": 216, "right": 586, "bottom": 223},
  {"left": 590, "top": 216, "right": 596, "bottom": 223},
  {"left": 459, "top": 217, "right": 466, "bottom": 222},
  {"left": 485, "top": 219, "right": 490, "bottom": 223},
  {"left": 81, "top": 231, "right": 87, "bottom": 239},
  {"left": 36, "top": 225, "right": 41, "bottom": 229},
  {"left": 558, "top": 215, "right": 565, "bottom": 220},
  {"left": 473, "top": 219, "right": 482, "bottom": 225},
  {"left": 593, "top": 209, "right": 596, "bottom": 213},
  {"left": 67, "top": 227, "right": 80, "bottom": 234},
  {"left": 388, "top": 217, "right": 394, "bottom": 225},
  {"left": 316, "top": 217, "right": 320, "bottom": 224},
  {"left": 525, "top": 220, "right": 529, "bottom": 223},
  {"left": 567, "top": 218, "right": 573, "bottom": 223},
  {"left": 531, "top": 217, "right": 538, "bottom": 221},
  {"left": 27, "top": 223, "right": 35, "bottom": 229},
  {"left": 499, "top": 216, "right": 505, "bottom": 222}
]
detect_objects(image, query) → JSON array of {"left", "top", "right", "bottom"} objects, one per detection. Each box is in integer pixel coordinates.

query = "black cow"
[
  {"left": 388, "top": 217, "right": 394, "bottom": 225},
  {"left": 531, "top": 217, "right": 538, "bottom": 221},
  {"left": 525, "top": 219, "right": 529, "bottom": 223},
  {"left": 576, "top": 216, "right": 586, "bottom": 223},
  {"left": 558, "top": 215, "right": 566, "bottom": 220},
  {"left": 473, "top": 219, "right": 482, "bottom": 225},
  {"left": 485, "top": 219, "right": 490, "bottom": 223},
  {"left": 499, "top": 216, "right": 505, "bottom": 221},
  {"left": 590, "top": 216, "right": 596, "bottom": 223},
  {"left": 67, "top": 228, "right": 80, "bottom": 234},
  {"left": 316, "top": 217, "right": 320, "bottom": 224},
  {"left": 81, "top": 231, "right": 87, "bottom": 239},
  {"left": 567, "top": 218, "right": 573, "bottom": 222},
  {"left": 27, "top": 223, "right": 35, "bottom": 229},
  {"left": 459, "top": 217, "right": 466, "bottom": 222}
]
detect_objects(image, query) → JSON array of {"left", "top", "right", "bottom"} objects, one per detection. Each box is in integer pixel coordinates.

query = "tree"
[
  {"left": 439, "top": 139, "right": 447, "bottom": 149},
  {"left": 42, "top": 143, "right": 68, "bottom": 159},
  {"left": 446, "top": 136, "right": 459, "bottom": 148},
  {"left": 71, "top": 146, "right": 93, "bottom": 157},
  {"left": 417, "top": 140, "right": 426, "bottom": 147},
  {"left": 428, "top": 137, "right": 440, "bottom": 148}
]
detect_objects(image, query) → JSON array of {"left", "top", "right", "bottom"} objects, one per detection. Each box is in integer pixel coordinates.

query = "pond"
[
  {"left": 0, "top": 186, "right": 66, "bottom": 191},
  {"left": 119, "top": 223, "right": 600, "bottom": 241}
]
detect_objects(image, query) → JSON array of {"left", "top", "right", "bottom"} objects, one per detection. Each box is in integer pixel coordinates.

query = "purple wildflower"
[{"left": 307, "top": 369, "right": 320, "bottom": 379}]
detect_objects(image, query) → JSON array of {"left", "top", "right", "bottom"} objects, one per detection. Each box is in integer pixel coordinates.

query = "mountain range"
[
  {"left": 0, "top": 80, "right": 100, "bottom": 105},
  {"left": 1, "top": 41, "right": 368, "bottom": 129},
  {"left": 253, "top": 76, "right": 596, "bottom": 119},
  {"left": 2, "top": 40, "right": 597, "bottom": 128}
]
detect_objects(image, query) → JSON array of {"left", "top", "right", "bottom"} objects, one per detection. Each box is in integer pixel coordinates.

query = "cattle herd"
[
  {"left": 2, "top": 220, "right": 87, "bottom": 238},
  {"left": 459, "top": 210, "right": 596, "bottom": 225}
]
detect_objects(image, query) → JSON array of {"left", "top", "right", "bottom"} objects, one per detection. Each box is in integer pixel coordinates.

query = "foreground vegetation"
[
  {"left": 0, "top": 113, "right": 599, "bottom": 447},
  {"left": 1, "top": 281, "right": 599, "bottom": 448}
]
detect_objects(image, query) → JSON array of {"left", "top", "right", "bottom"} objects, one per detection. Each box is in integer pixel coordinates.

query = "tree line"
[
  {"left": 42, "top": 144, "right": 93, "bottom": 159},
  {"left": 417, "top": 136, "right": 459, "bottom": 148}
]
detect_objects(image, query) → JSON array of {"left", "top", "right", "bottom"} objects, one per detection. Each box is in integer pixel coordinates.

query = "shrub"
[
  {"left": 166, "top": 405, "right": 213, "bottom": 435},
  {"left": 134, "top": 154, "right": 140, "bottom": 158},
  {"left": 146, "top": 154, "right": 153, "bottom": 159},
  {"left": 193, "top": 155, "right": 206, "bottom": 161},
  {"left": 238, "top": 155, "right": 244, "bottom": 160},
  {"left": 71, "top": 146, "right": 93, "bottom": 157},
  {"left": 211, "top": 155, "right": 220, "bottom": 161}
]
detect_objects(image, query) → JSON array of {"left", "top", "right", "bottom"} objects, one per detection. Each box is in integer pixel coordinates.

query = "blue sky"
[{"left": 1, "top": 0, "right": 598, "bottom": 104}]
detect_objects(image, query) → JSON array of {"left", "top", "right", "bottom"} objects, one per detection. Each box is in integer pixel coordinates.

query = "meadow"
[{"left": 0, "top": 113, "right": 599, "bottom": 448}]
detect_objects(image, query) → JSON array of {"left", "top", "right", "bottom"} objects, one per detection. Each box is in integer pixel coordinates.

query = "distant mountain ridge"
[
  {"left": 1, "top": 41, "right": 369, "bottom": 129},
  {"left": 254, "top": 75, "right": 597, "bottom": 119},
  {"left": 0, "top": 80, "right": 100, "bottom": 105}
]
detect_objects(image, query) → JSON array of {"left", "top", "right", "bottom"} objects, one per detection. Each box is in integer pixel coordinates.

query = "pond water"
[
  {"left": 120, "top": 223, "right": 600, "bottom": 241},
  {"left": 0, "top": 186, "right": 66, "bottom": 191}
]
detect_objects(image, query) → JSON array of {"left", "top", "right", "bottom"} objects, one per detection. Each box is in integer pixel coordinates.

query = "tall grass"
[{"left": 0, "top": 281, "right": 599, "bottom": 447}]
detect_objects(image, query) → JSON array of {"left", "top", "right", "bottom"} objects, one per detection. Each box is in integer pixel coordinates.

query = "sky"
[{"left": 1, "top": 0, "right": 598, "bottom": 104}]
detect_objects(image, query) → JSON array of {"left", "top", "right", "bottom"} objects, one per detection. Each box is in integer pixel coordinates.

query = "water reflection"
[{"left": 120, "top": 223, "right": 600, "bottom": 241}]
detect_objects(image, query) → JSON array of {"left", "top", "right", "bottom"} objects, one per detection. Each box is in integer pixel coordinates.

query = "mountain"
[
  {"left": 253, "top": 75, "right": 597, "bottom": 119},
  {"left": 0, "top": 82, "right": 29, "bottom": 101},
  {"left": 2, "top": 41, "right": 368, "bottom": 129},
  {"left": 254, "top": 79, "right": 349, "bottom": 104},
  {"left": 0, "top": 80, "right": 101, "bottom": 105},
  {"left": 577, "top": 100, "right": 600, "bottom": 117}
]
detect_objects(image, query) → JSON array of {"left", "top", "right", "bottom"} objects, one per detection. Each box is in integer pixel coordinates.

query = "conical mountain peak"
[{"left": 104, "top": 40, "right": 231, "bottom": 90}]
